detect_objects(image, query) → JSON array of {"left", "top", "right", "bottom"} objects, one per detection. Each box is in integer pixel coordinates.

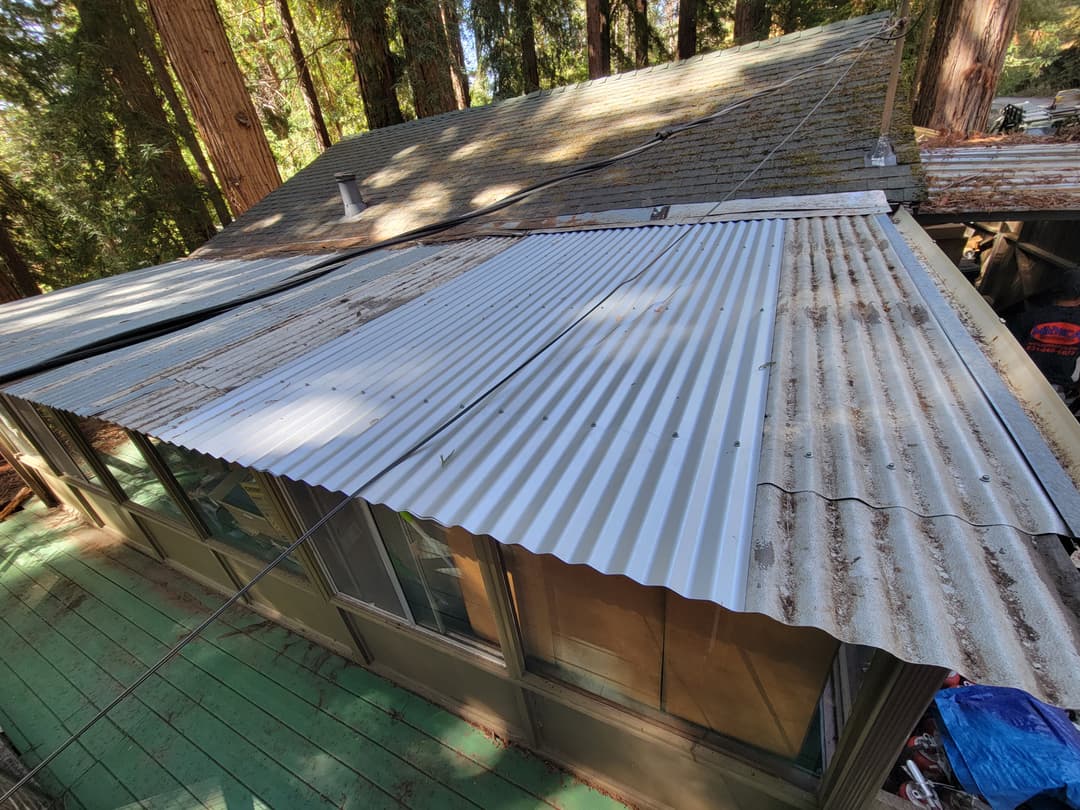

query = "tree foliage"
[{"left": 0, "top": 0, "right": 1073, "bottom": 298}]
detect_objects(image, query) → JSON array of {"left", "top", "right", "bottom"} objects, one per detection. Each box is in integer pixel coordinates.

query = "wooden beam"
[{"left": 819, "top": 653, "right": 946, "bottom": 810}]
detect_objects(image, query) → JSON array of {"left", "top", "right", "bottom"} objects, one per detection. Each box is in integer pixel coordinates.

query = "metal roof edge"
[{"left": 884, "top": 209, "right": 1080, "bottom": 535}]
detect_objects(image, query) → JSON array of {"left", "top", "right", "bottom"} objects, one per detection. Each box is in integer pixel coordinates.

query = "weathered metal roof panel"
[
  {"left": 0, "top": 254, "right": 327, "bottom": 381},
  {"left": 748, "top": 487, "right": 1080, "bottom": 707},
  {"left": 920, "top": 142, "right": 1080, "bottom": 213},
  {"left": 6, "top": 239, "right": 514, "bottom": 430},
  {"left": 758, "top": 214, "right": 1066, "bottom": 536}
]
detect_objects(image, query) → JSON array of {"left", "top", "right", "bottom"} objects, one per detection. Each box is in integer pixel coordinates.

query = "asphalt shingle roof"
[{"left": 200, "top": 12, "right": 921, "bottom": 257}]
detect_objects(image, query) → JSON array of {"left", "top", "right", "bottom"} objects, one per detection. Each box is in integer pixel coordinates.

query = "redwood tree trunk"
[
  {"left": 0, "top": 219, "right": 40, "bottom": 299},
  {"left": 677, "top": 0, "right": 696, "bottom": 59},
  {"left": 79, "top": 0, "right": 217, "bottom": 250},
  {"left": 397, "top": 0, "right": 458, "bottom": 118},
  {"left": 515, "top": 0, "right": 540, "bottom": 92},
  {"left": 274, "top": 0, "right": 332, "bottom": 150},
  {"left": 127, "top": 0, "right": 232, "bottom": 227},
  {"left": 340, "top": 0, "right": 405, "bottom": 129},
  {"left": 629, "top": 0, "right": 649, "bottom": 68},
  {"left": 912, "top": 0, "right": 1021, "bottom": 133},
  {"left": 734, "top": 0, "right": 769, "bottom": 45},
  {"left": 146, "top": 0, "right": 282, "bottom": 215},
  {"left": 439, "top": 0, "right": 470, "bottom": 108},
  {"left": 586, "top": 0, "right": 611, "bottom": 78}
]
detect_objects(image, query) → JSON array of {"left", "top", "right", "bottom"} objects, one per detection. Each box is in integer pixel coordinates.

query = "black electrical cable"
[{"left": 0, "top": 17, "right": 893, "bottom": 388}]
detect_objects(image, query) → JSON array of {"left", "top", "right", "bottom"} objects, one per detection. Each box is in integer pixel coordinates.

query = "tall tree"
[
  {"left": 734, "top": 0, "right": 769, "bottom": 44},
  {"left": 340, "top": 0, "right": 405, "bottom": 128},
  {"left": 397, "top": 0, "right": 458, "bottom": 117},
  {"left": 514, "top": 0, "right": 540, "bottom": 92},
  {"left": 126, "top": 0, "right": 232, "bottom": 226},
  {"left": 273, "top": 0, "right": 332, "bottom": 150},
  {"left": 0, "top": 218, "right": 41, "bottom": 299},
  {"left": 146, "top": 0, "right": 282, "bottom": 214},
  {"left": 439, "top": 0, "right": 470, "bottom": 108},
  {"left": 677, "top": 0, "right": 696, "bottom": 59},
  {"left": 912, "top": 0, "right": 1022, "bottom": 132},
  {"left": 586, "top": 0, "right": 611, "bottom": 77},
  {"left": 75, "top": 0, "right": 216, "bottom": 250},
  {"left": 627, "top": 0, "right": 649, "bottom": 67}
]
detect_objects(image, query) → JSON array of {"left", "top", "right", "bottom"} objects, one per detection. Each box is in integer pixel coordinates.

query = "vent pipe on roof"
[{"left": 335, "top": 172, "right": 366, "bottom": 218}]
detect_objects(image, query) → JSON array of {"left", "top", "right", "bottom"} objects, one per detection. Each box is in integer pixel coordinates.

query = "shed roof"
[
  {"left": 197, "top": 12, "right": 921, "bottom": 258},
  {"left": 920, "top": 140, "right": 1080, "bottom": 217},
  {"left": 5, "top": 192, "right": 1080, "bottom": 708}
]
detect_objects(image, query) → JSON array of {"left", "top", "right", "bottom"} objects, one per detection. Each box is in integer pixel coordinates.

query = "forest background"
[{"left": 0, "top": 0, "right": 1075, "bottom": 300}]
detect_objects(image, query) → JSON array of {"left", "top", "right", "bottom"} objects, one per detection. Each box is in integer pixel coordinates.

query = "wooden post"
[{"left": 819, "top": 652, "right": 946, "bottom": 810}]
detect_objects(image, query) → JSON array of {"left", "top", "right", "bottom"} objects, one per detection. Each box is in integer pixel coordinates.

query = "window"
[
  {"left": 284, "top": 482, "right": 406, "bottom": 618},
  {"left": 157, "top": 442, "right": 304, "bottom": 578},
  {"left": 71, "top": 417, "right": 183, "bottom": 521},
  {"left": 0, "top": 402, "right": 45, "bottom": 467},
  {"left": 503, "top": 545, "right": 838, "bottom": 759},
  {"left": 32, "top": 405, "right": 99, "bottom": 482},
  {"left": 370, "top": 504, "right": 498, "bottom": 646}
]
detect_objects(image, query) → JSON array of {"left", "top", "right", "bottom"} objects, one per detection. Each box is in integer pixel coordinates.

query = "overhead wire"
[{"left": 0, "top": 15, "right": 895, "bottom": 804}]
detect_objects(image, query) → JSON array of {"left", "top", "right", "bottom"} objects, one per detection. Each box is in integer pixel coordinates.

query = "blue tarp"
[{"left": 934, "top": 686, "right": 1080, "bottom": 810}]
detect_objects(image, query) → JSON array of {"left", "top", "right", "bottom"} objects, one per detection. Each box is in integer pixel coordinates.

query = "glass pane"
[
  {"left": 284, "top": 482, "right": 405, "bottom": 618},
  {"left": 0, "top": 403, "right": 40, "bottom": 461},
  {"left": 73, "top": 417, "right": 183, "bottom": 521},
  {"left": 370, "top": 504, "right": 497, "bottom": 645},
  {"left": 156, "top": 442, "right": 304, "bottom": 578},
  {"left": 33, "top": 405, "right": 98, "bottom": 482}
]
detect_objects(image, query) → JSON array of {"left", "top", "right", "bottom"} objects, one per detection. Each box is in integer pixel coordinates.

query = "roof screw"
[
  {"left": 980, "top": 474, "right": 991, "bottom": 482},
  {"left": 886, "top": 462, "right": 895, "bottom": 470},
  {"left": 542, "top": 415, "right": 548, "bottom": 421},
  {"left": 590, "top": 422, "right": 597, "bottom": 428},
  {"left": 804, "top": 451, "right": 813, "bottom": 458},
  {"left": 734, "top": 440, "right": 741, "bottom": 447},
  {"left": 672, "top": 431, "right": 679, "bottom": 438}
]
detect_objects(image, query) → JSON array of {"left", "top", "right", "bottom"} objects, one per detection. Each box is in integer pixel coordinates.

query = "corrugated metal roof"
[
  {"left": 158, "top": 222, "right": 784, "bottom": 609},
  {"left": 7, "top": 239, "right": 513, "bottom": 431},
  {"left": 759, "top": 214, "right": 1064, "bottom": 536},
  {"left": 748, "top": 214, "right": 1080, "bottom": 707},
  {"left": 920, "top": 142, "right": 1080, "bottom": 213},
  {"left": 4, "top": 201, "right": 1080, "bottom": 707},
  {"left": 0, "top": 254, "right": 327, "bottom": 380}
]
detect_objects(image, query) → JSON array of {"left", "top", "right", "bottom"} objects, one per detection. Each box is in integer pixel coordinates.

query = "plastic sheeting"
[{"left": 934, "top": 686, "right": 1080, "bottom": 809}]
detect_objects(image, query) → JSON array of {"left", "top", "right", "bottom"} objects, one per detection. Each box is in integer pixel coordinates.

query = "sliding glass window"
[
  {"left": 32, "top": 405, "right": 99, "bottom": 483},
  {"left": 70, "top": 416, "right": 183, "bottom": 521},
  {"left": 370, "top": 504, "right": 498, "bottom": 647},
  {"left": 283, "top": 482, "right": 405, "bottom": 618},
  {"left": 156, "top": 442, "right": 304, "bottom": 578}
]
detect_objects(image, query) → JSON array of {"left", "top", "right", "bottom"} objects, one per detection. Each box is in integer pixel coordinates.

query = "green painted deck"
[{"left": 0, "top": 501, "right": 627, "bottom": 810}]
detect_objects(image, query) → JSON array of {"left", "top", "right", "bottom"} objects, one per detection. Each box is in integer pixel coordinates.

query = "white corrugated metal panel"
[
  {"left": 921, "top": 142, "right": 1080, "bottom": 212},
  {"left": 0, "top": 254, "right": 328, "bottom": 380},
  {"left": 758, "top": 214, "right": 1065, "bottom": 536},
  {"left": 158, "top": 221, "right": 785, "bottom": 606},
  {"left": 6, "top": 240, "right": 513, "bottom": 430}
]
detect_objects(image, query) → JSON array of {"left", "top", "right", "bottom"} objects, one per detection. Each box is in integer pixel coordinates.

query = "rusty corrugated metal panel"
[
  {"left": 0, "top": 254, "right": 327, "bottom": 381},
  {"left": 6, "top": 239, "right": 514, "bottom": 430},
  {"left": 748, "top": 214, "right": 1080, "bottom": 707},
  {"left": 920, "top": 142, "right": 1080, "bottom": 213}
]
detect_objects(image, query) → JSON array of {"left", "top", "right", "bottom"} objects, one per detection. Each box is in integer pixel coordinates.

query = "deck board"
[{"left": 0, "top": 502, "right": 627, "bottom": 810}]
